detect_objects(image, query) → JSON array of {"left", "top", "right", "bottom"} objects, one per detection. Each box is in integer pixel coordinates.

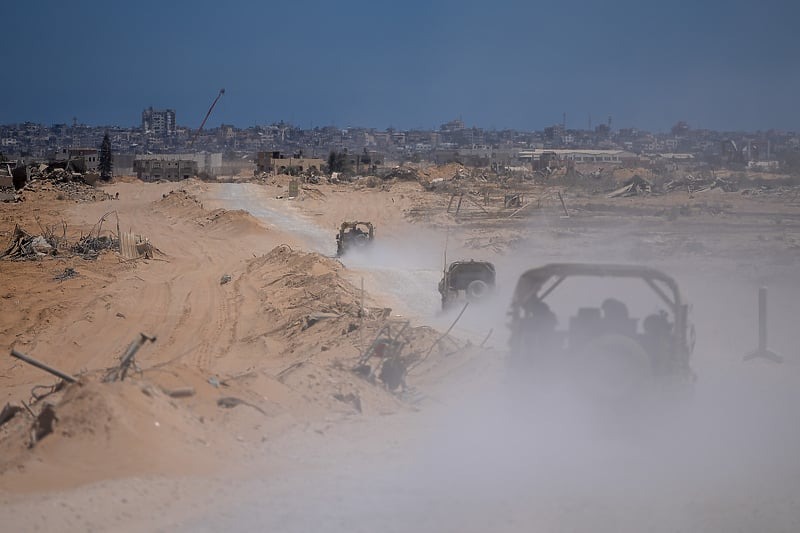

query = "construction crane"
[{"left": 189, "top": 88, "right": 225, "bottom": 147}]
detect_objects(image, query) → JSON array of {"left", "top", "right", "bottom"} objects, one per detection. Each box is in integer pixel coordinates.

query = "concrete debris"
[
  {"left": 0, "top": 165, "right": 12, "bottom": 188},
  {"left": 8, "top": 163, "right": 112, "bottom": 203},
  {"left": 383, "top": 167, "right": 419, "bottom": 181},
  {"left": 162, "top": 387, "right": 196, "bottom": 399},
  {"left": 664, "top": 174, "right": 738, "bottom": 193},
  {"left": 2, "top": 214, "right": 126, "bottom": 261},
  {"left": 29, "top": 236, "right": 53, "bottom": 254},
  {"left": 608, "top": 175, "right": 652, "bottom": 198},
  {"left": 1, "top": 225, "right": 57, "bottom": 260}
]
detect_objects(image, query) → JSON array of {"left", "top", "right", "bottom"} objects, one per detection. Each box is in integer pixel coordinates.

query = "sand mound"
[
  {"left": 199, "top": 208, "right": 265, "bottom": 235},
  {"left": 242, "top": 245, "right": 364, "bottom": 341},
  {"left": 234, "top": 246, "right": 449, "bottom": 393},
  {"left": 419, "top": 162, "right": 468, "bottom": 182},
  {"left": 154, "top": 189, "right": 265, "bottom": 237},
  {"left": 0, "top": 380, "right": 221, "bottom": 492},
  {"left": 110, "top": 175, "right": 142, "bottom": 184},
  {"left": 155, "top": 188, "right": 205, "bottom": 214}
]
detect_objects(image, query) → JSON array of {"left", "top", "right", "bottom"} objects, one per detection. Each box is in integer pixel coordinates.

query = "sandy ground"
[{"left": 1, "top": 172, "right": 800, "bottom": 532}]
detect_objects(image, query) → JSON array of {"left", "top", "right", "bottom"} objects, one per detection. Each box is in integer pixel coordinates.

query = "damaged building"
[
  {"left": 133, "top": 157, "right": 198, "bottom": 181},
  {"left": 52, "top": 148, "right": 100, "bottom": 172},
  {"left": 134, "top": 152, "right": 221, "bottom": 181},
  {"left": 256, "top": 151, "right": 324, "bottom": 174}
]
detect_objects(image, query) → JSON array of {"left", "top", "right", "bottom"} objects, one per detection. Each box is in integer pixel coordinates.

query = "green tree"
[
  {"left": 99, "top": 132, "right": 112, "bottom": 180},
  {"left": 327, "top": 150, "right": 350, "bottom": 173}
]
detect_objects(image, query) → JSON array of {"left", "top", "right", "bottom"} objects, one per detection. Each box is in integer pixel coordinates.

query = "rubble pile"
[
  {"left": 0, "top": 164, "right": 20, "bottom": 202},
  {"left": 72, "top": 234, "right": 119, "bottom": 259},
  {"left": 418, "top": 164, "right": 472, "bottom": 191},
  {"left": 252, "top": 245, "right": 368, "bottom": 338},
  {"left": 0, "top": 225, "right": 59, "bottom": 260},
  {"left": 383, "top": 167, "right": 420, "bottom": 181},
  {"left": 247, "top": 245, "right": 451, "bottom": 393},
  {"left": 8, "top": 163, "right": 109, "bottom": 203},
  {"left": 663, "top": 174, "right": 738, "bottom": 193},
  {"left": 20, "top": 179, "right": 112, "bottom": 203},
  {"left": 159, "top": 188, "right": 204, "bottom": 208},
  {"left": 608, "top": 175, "right": 652, "bottom": 198},
  {"left": 1, "top": 220, "right": 126, "bottom": 261}
]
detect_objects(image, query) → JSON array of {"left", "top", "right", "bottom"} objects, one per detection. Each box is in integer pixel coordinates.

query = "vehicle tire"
[{"left": 466, "top": 279, "right": 489, "bottom": 301}]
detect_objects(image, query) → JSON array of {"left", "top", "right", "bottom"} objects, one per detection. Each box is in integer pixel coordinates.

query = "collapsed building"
[{"left": 133, "top": 152, "right": 222, "bottom": 181}]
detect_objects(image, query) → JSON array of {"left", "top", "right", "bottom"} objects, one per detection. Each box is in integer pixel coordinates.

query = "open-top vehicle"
[
  {"left": 507, "top": 263, "right": 695, "bottom": 401},
  {"left": 335, "top": 221, "right": 374, "bottom": 257},
  {"left": 438, "top": 260, "right": 496, "bottom": 309}
]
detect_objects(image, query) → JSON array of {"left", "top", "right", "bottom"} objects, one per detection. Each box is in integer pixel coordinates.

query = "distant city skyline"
[{"left": 3, "top": 0, "right": 799, "bottom": 133}]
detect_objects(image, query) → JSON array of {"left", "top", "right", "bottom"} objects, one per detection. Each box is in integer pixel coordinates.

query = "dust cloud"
[{"left": 184, "top": 220, "right": 800, "bottom": 533}]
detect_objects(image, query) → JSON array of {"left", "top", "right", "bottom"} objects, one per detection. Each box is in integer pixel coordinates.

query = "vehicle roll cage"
[{"left": 510, "top": 263, "right": 689, "bottom": 347}]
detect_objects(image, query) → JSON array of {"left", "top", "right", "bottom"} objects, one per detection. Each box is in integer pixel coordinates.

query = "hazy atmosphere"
[
  {"left": 3, "top": 0, "right": 799, "bottom": 131},
  {"left": 2, "top": 1, "right": 800, "bottom": 533}
]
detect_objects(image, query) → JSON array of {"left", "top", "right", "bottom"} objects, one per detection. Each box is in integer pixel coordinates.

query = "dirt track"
[{"left": 2, "top": 176, "right": 800, "bottom": 532}]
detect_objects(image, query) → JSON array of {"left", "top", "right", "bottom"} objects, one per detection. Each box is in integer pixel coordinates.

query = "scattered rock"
[
  {"left": 333, "top": 392, "right": 362, "bottom": 413},
  {"left": 216, "top": 396, "right": 267, "bottom": 415},
  {"left": 161, "top": 387, "right": 196, "bottom": 399},
  {"left": 0, "top": 403, "right": 23, "bottom": 428},
  {"left": 54, "top": 267, "right": 78, "bottom": 282}
]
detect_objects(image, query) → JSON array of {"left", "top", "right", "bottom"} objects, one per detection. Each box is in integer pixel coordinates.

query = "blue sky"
[{"left": 3, "top": 0, "right": 798, "bottom": 131}]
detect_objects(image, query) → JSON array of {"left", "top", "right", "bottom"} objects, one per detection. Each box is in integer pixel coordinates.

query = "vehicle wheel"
[{"left": 465, "top": 279, "right": 489, "bottom": 301}]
